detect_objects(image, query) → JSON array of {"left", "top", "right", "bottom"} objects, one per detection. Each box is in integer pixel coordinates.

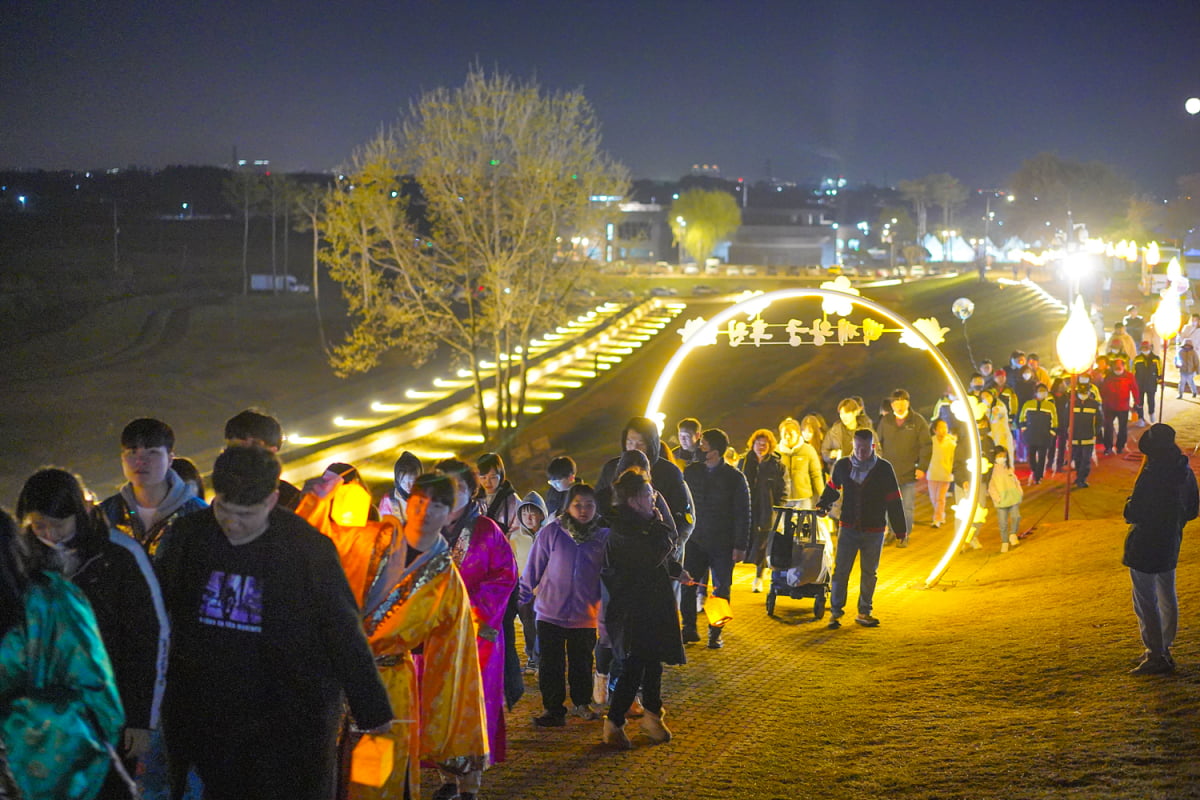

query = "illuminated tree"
[
  {"left": 321, "top": 67, "right": 628, "bottom": 439},
  {"left": 898, "top": 179, "right": 930, "bottom": 239},
  {"left": 668, "top": 189, "right": 741, "bottom": 266}
]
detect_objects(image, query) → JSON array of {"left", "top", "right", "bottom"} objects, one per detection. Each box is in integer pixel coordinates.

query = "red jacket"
[{"left": 1100, "top": 369, "right": 1139, "bottom": 411}]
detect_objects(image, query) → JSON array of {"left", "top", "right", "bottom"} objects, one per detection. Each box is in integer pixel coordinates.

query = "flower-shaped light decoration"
[
  {"left": 899, "top": 317, "right": 949, "bottom": 350},
  {"left": 737, "top": 291, "right": 771, "bottom": 319},
  {"left": 678, "top": 317, "right": 718, "bottom": 346},
  {"left": 648, "top": 410, "right": 667, "bottom": 435},
  {"left": 951, "top": 496, "right": 989, "bottom": 525},
  {"left": 965, "top": 452, "right": 993, "bottom": 476},
  {"left": 819, "top": 275, "right": 861, "bottom": 317}
]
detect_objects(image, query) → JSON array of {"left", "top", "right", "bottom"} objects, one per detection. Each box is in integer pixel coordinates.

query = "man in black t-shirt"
[{"left": 157, "top": 446, "right": 391, "bottom": 800}]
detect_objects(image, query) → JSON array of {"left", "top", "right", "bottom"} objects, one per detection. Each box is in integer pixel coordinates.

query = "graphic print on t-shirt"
[{"left": 199, "top": 570, "right": 263, "bottom": 632}]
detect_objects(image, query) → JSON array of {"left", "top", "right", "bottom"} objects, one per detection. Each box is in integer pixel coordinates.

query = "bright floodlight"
[
  {"left": 1056, "top": 296, "right": 1098, "bottom": 374},
  {"left": 1186, "top": 97, "right": 1200, "bottom": 115}
]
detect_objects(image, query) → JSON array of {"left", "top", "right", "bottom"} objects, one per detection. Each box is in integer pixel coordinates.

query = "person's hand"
[
  {"left": 815, "top": 506, "right": 829, "bottom": 517},
  {"left": 732, "top": 549, "right": 746, "bottom": 562},
  {"left": 676, "top": 570, "right": 693, "bottom": 585},
  {"left": 123, "top": 728, "right": 153, "bottom": 758},
  {"left": 915, "top": 469, "right": 926, "bottom": 480}
]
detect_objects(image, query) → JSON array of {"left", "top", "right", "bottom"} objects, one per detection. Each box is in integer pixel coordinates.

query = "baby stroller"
[{"left": 765, "top": 506, "right": 832, "bottom": 619}]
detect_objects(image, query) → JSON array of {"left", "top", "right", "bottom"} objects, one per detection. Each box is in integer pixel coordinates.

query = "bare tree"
[{"left": 321, "top": 68, "right": 628, "bottom": 439}]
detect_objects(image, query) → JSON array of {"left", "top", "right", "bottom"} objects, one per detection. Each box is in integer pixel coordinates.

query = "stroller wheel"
[
  {"left": 765, "top": 591, "right": 777, "bottom": 617},
  {"left": 813, "top": 591, "right": 826, "bottom": 620}
]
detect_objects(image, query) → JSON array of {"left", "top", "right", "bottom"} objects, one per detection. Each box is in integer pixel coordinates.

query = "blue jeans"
[
  {"left": 889, "top": 481, "right": 916, "bottom": 535},
  {"left": 996, "top": 505, "right": 1020, "bottom": 542},
  {"left": 829, "top": 526, "right": 884, "bottom": 619}
]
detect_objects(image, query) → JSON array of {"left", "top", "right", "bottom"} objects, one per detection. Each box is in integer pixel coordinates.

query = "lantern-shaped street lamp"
[
  {"left": 1152, "top": 274, "right": 1185, "bottom": 421},
  {"left": 1056, "top": 295, "right": 1099, "bottom": 520}
]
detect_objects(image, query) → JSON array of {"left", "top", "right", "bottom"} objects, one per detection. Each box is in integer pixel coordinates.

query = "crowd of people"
[{"left": 4, "top": 296, "right": 1198, "bottom": 799}]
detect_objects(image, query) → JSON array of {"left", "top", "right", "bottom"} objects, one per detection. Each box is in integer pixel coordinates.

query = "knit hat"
[{"left": 1138, "top": 423, "right": 1179, "bottom": 458}]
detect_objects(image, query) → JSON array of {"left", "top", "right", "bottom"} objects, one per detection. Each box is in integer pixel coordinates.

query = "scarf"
[
  {"left": 849, "top": 452, "right": 877, "bottom": 485},
  {"left": 561, "top": 513, "right": 600, "bottom": 545},
  {"left": 363, "top": 533, "right": 450, "bottom": 624}
]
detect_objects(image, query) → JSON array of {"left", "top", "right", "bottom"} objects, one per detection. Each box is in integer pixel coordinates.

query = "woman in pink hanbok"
[{"left": 432, "top": 459, "right": 518, "bottom": 800}]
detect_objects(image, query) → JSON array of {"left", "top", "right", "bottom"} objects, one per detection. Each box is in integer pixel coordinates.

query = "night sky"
[{"left": 4, "top": 0, "right": 1198, "bottom": 193}]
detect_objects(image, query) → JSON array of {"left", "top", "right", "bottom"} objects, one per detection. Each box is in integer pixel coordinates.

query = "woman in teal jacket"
[{"left": 0, "top": 507, "right": 124, "bottom": 800}]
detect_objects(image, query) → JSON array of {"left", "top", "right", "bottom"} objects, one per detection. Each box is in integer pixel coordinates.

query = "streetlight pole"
[{"left": 1056, "top": 295, "right": 1099, "bottom": 521}]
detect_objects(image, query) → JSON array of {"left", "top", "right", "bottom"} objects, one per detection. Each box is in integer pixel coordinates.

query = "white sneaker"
[
  {"left": 1008, "top": 534, "right": 1020, "bottom": 547},
  {"left": 968, "top": 536, "right": 982, "bottom": 550},
  {"left": 592, "top": 673, "right": 609, "bottom": 705},
  {"left": 751, "top": 576, "right": 763, "bottom": 593},
  {"left": 569, "top": 703, "right": 599, "bottom": 721},
  {"left": 1001, "top": 542, "right": 1010, "bottom": 553}
]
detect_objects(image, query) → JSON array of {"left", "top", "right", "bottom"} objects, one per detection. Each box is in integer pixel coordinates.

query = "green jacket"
[{"left": 1, "top": 572, "right": 124, "bottom": 800}]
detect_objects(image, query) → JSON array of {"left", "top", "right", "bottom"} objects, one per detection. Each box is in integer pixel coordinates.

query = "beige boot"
[
  {"left": 603, "top": 718, "right": 632, "bottom": 749},
  {"left": 640, "top": 708, "right": 672, "bottom": 744},
  {"left": 592, "top": 673, "right": 609, "bottom": 705}
]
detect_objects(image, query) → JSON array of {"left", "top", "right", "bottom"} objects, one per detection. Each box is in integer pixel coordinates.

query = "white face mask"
[
  {"left": 1036, "top": 391, "right": 1047, "bottom": 400},
  {"left": 549, "top": 479, "right": 571, "bottom": 492},
  {"left": 995, "top": 456, "right": 1007, "bottom": 466}
]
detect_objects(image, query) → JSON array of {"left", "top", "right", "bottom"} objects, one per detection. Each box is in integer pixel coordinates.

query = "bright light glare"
[{"left": 1186, "top": 97, "right": 1200, "bottom": 115}]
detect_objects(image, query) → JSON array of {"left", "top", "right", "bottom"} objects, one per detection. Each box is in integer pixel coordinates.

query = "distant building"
[{"left": 726, "top": 207, "right": 837, "bottom": 267}]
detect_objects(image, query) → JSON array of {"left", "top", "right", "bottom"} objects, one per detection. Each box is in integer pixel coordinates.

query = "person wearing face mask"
[
  {"left": 17, "top": 468, "right": 165, "bottom": 799},
  {"left": 876, "top": 389, "right": 932, "bottom": 545},
  {"left": 1019, "top": 384, "right": 1059, "bottom": 485},
  {"left": 1123, "top": 305, "right": 1146, "bottom": 346},
  {"left": 1026, "top": 353, "right": 1052, "bottom": 390},
  {"left": 1050, "top": 378, "right": 1072, "bottom": 476},
  {"left": 544, "top": 456, "right": 577, "bottom": 518},
  {"left": 1132, "top": 342, "right": 1161, "bottom": 426},
  {"left": 987, "top": 446, "right": 1024, "bottom": 552},
  {"left": 1069, "top": 382, "right": 1103, "bottom": 488},
  {"left": 990, "top": 369, "right": 1020, "bottom": 420},
  {"left": 1105, "top": 323, "right": 1138, "bottom": 365},
  {"left": 1100, "top": 357, "right": 1139, "bottom": 455},
  {"left": 357, "top": 473, "right": 488, "bottom": 800}
]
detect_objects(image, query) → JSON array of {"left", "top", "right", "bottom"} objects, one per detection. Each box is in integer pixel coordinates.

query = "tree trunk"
[
  {"left": 241, "top": 190, "right": 250, "bottom": 295},
  {"left": 311, "top": 215, "right": 327, "bottom": 352},
  {"left": 271, "top": 183, "right": 278, "bottom": 295}
]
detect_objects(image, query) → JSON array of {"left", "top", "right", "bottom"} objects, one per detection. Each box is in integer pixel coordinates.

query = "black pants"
[
  {"left": 1137, "top": 385, "right": 1156, "bottom": 421},
  {"left": 608, "top": 653, "right": 663, "bottom": 724},
  {"left": 536, "top": 621, "right": 596, "bottom": 714},
  {"left": 503, "top": 586, "right": 524, "bottom": 709},
  {"left": 680, "top": 541, "right": 734, "bottom": 633},
  {"left": 1028, "top": 443, "right": 1049, "bottom": 482},
  {"left": 1102, "top": 406, "right": 1128, "bottom": 453}
]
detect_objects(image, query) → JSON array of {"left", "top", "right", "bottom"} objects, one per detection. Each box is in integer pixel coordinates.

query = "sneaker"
[
  {"left": 569, "top": 703, "right": 599, "bottom": 721},
  {"left": 827, "top": 618, "right": 842, "bottom": 630},
  {"left": 752, "top": 576, "right": 763, "bottom": 593},
  {"left": 592, "top": 673, "right": 609, "bottom": 705},
  {"left": 682, "top": 627, "right": 701, "bottom": 644},
  {"left": 855, "top": 614, "right": 880, "bottom": 627},
  {"left": 968, "top": 536, "right": 982, "bottom": 550},
  {"left": 1001, "top": 542, "right": 1010, "bottom": 553},
  {"left": 895, "top": 538, "right": 908, "bottom": 548},
  {"left": 524, "top": 657, "right": 539, "bottom": 675},
  {"left": 931, "top": 521, "right": 942, "bottom": 529},
  {"left": 533, "top": 710, "right": 566, "bottom": 727},
  {"left": 1008, "top": 534, "right": 1020, "bottom": 547},
  {"left": 602, "top": 718, "right": 633, "bottom": 749},
  {"left": 1075, "top": 481, "right": 1089, "bottom": 489},
  {"left": 626, "top": 696, "right": 645, "bottom": 718},
  {"left": 1129, "top": 657, "right": 1174, "bottom": 676},
  {"left": 707, "top": 626, "right": 724, "bottom": 649}
]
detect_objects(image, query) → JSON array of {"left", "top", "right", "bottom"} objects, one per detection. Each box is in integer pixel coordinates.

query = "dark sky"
[{"left": 4, "top": 0, "right": 1199, "bottom": 193}]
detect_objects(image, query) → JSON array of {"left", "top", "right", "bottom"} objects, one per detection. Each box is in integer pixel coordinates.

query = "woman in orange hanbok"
[{"left": 353, "top": 475, "right": 487, "bottom": 800}]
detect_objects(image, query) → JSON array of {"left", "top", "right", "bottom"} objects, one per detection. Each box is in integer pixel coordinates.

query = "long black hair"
[
  {"left": 16, "top": 468, "right": 106, "bottom": 554},
  {"left": 0, "top": 507, "right": 60, "bottom": 638}
]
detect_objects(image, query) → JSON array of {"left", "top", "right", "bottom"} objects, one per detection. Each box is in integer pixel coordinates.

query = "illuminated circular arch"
[{"left": 645, "top": 288, "right": 982, "bottom": 588}]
